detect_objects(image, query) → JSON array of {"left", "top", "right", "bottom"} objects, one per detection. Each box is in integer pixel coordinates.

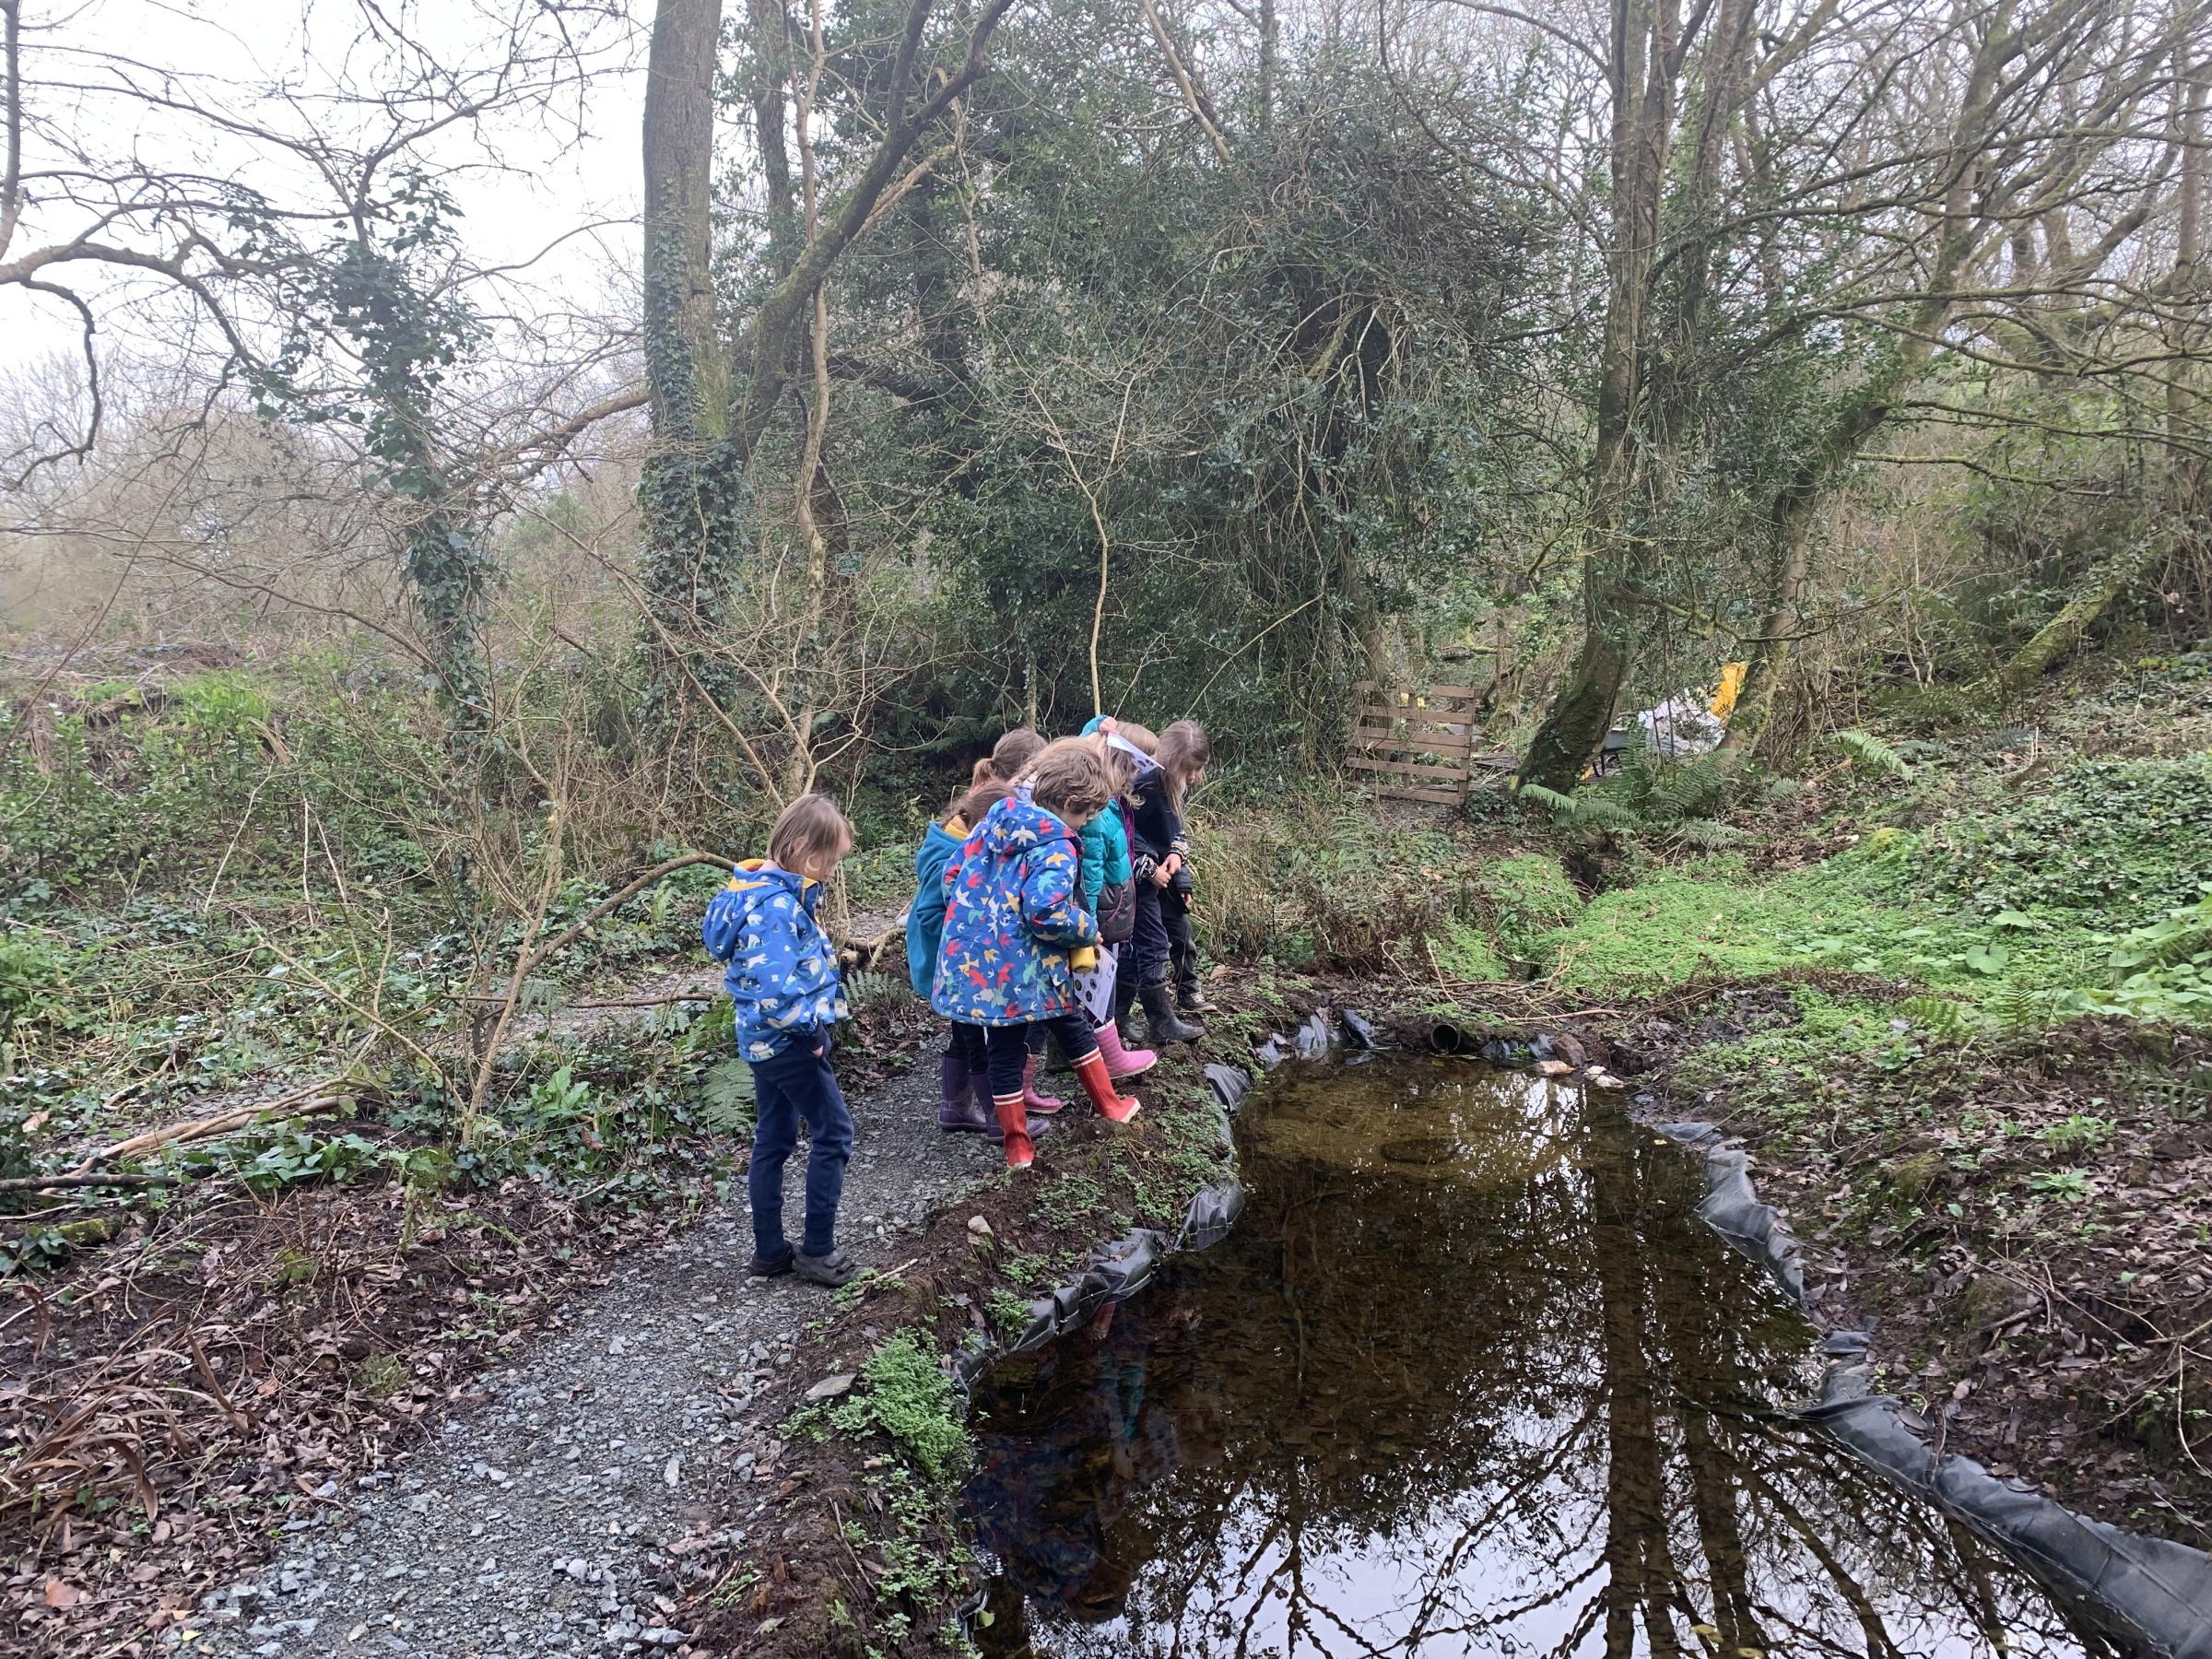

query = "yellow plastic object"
[
  {"left": 1711, "top": 661, "right": 1747, "bottom": 719},
  {"left": 1070, "top": 946, "right": 1099, "bottom": 971}
]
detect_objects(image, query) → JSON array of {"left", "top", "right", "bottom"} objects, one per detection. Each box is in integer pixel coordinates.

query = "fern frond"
[
  {"left": 1988, "top": 984, "right": 2059, "bottom": 1030},
  {"left": 1834, "top": 728, "right": 1912, "bottom": 778},
  {"left": 699, "top": 1057, "right": 757, "bottom": 1133},
  {"left": 1901, "top": 994, "right": 1982, "bottom": 1041},
  {"left": 1666, "top": 817, "right": 1744, "bottom": 849},
  {"left": 1518, "top": 783, "right": 1579, "bottom": 819},
  {"left": 1567, "top": 794, "right": 1642, "bottom": 831}
]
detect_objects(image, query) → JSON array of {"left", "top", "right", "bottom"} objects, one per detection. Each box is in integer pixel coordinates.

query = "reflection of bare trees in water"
[{"left": 968, "top": 1061, "right": 2111, "bottom": 1659}]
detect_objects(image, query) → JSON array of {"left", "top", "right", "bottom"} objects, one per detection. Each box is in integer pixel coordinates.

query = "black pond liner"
[
  {"left": 951, "top": 1010, "right": 2212, "bottom": 1659},
  {"left": 1655, "top": 1119, "right": 2212, "bottom": 1659}
]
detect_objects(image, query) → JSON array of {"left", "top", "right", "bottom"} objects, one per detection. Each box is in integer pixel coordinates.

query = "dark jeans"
[
  {"left": 947, "top": 1020, "right": 989, "bottom": 1073},
  {"left": 982, "top": 1015, "right": 1099, "bottom": 1097},
  {"left": 747, "top": 1041, "right": 853, "bottom": 1263},
  {"left": 1130, "top": 880, "right": 1171, "bottom": 988},
  {"left": 1161, "top": 885, "right": 1199, "bottom": 990}
]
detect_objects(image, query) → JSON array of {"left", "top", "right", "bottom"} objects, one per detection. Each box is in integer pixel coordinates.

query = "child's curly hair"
[{"left": 1027, "top": 740, "right": 1112, "bottom": 825}]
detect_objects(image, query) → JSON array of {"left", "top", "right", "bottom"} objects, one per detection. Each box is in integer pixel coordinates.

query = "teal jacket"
[
  {"left": 1076, "top": 715, "right": 1138, "bottom": 909},
  {"left": 907, "top": 818, "right": 965, "bottom": 997},
  {"left": 1078, "top": 801, "right": 1131, "bottom": 909}
]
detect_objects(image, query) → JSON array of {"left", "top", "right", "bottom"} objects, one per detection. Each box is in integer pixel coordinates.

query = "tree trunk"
[
  {"left": 638, "top": 0, "right": 746, "bottom": 705},
  {"left": 1518, "top": 0, "right": 1675, "bottom": 794},
  {"left": 1992, "top": 534, "right": 2172, "bottom": 699},
  {"left": 1715, "top": 512, "right": 1810, "bottom": 755}
]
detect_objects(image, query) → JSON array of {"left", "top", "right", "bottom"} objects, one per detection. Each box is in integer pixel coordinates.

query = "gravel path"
[{"left": 181, "top": 1064, "right": 993, "bottom": 1659}]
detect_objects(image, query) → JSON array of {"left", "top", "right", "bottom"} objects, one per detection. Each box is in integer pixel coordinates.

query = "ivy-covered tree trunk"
[
  {"left": 399, "top": 483, "right": 495, "bottom": 743},
  {"left": 1516, "top": 0, "right": 1675, "bottom": 794},
  {"left": 640, "top": 0, "right": 747, "bottom": 709}
]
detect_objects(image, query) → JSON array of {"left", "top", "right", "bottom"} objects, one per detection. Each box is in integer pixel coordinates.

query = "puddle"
[{"left": 962, "top": 1056, "right": 2124, "bottom": 1658}]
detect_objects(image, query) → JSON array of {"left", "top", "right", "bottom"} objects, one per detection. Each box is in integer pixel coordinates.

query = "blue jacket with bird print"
[
  {"left": 701, "top": 860, "right": 848, "bottom": 1062},
  {"left": 929, "top": 797, "right": 1099, "bottom": 1026}
]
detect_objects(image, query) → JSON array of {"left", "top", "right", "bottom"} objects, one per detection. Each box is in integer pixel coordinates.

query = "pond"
[{"left": 961, "top": 1055, "right": 2124, "bottom": 1659}]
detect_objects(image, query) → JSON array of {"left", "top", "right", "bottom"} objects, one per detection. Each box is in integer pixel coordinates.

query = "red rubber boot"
[
  {"left": 1073, "top": 1051, "right": 1142, "bottom": 1124},
  {"left": 994, "top": 1092, "right": 1037, "bottom": 1169}
]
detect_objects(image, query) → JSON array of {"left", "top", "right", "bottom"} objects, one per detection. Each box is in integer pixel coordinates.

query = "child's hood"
[
  {"left": 972, "top": 795, "right": 1075, "bottom": 856},
  {"left": 727, "top": 858, "right": 818, "bottom": 907},
  {"left": 705, "top": 859, "right": 819, "bottom": 955}
]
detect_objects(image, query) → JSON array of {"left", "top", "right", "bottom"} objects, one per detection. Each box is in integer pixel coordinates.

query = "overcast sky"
[{"left": 0, "top": 0, "right": 647, "bottom": 382}]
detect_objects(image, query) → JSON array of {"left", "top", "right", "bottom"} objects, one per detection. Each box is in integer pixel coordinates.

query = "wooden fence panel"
[{"left": 1347, "top": 681, "right": 1488, "bottom": 803}]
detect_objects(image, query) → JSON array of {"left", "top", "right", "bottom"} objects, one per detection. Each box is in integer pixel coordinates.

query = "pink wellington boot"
[
  {"left": 1021, "top": 1053, "right": 1065, "bottom": 1115},
  {"left": 1091, "top": 1019, "right": 1156, "bottom": 1081}
]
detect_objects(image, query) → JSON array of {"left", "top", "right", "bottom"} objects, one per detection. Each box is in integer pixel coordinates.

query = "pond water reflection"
[{"left": 963, "top": 1056, "right": 2117, "bottom": 1659}]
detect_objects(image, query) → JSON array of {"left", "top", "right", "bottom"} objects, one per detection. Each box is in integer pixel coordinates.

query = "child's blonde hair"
[
  {"left": 1028, "top": 742, "right": 1112, "bottom": 825},
  {"left": 1155, "top": 720, "right": 1211, "bottom": 808},
  {"left": 1115, "top": 720, "right": 1159, "bottom": 756},
  {"left": 1095, "top": 734, "right": 1137, "bottom": 796},
  {"left": 767, "top": 793, "right": 853, "bottom": 873}
]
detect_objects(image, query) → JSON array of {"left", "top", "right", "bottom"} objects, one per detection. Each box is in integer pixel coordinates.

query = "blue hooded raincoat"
[
  {"left": 930, "top": 797, "right": 1100, "bottom": 1026},
  {"left": 701, "top": 860, "right": 848, "bottom": 1062},
  {"left": 906, "top": 818, "right": 966, "bottom": 998}
]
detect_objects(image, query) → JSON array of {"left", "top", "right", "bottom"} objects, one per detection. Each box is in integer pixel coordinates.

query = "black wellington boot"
[{"left": 1140, "top": 980, "right": 1204, "bottom": 1046}]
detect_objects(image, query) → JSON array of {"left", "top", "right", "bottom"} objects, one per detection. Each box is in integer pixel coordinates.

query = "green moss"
[
  {"left": 1885, "top": 1152, "right": 1945, "bottom": 1208},
  {"left": 822, "top": 1329, "right": 971, "bottom": 1482},
  {"left": 1483, "top": 853, "right": 1583, "bottom": 962},
  {"left": 1432, "top": 918, "right": 1506, "bottom": 982},
  {"left": 1528, "top": 848, "right": 2109, "bottom": 1004}
]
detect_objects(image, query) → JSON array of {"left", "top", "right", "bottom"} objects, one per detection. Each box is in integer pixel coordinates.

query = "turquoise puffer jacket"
[
  {"left": 907, "top": 818, "right": 965, "bottom": 997},
  {"left": 1077, "top": 800, "right": 1132, "bottom": 909}
]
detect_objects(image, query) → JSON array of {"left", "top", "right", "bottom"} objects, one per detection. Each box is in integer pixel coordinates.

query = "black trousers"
[
  {"left": 1129, "top": 881, "right": 1171, "bottom": 987},
  {"left": 1161, "top": 884, "right": 1199, "bottom": 990},
  {"left": 982, "top": 1015, "right": 1099, "bottom": 1096}
]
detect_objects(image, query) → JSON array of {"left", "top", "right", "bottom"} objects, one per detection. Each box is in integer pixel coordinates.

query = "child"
[
  {"left": 971, "top": 726, "right": 1044, "bottom": 792},
  {"left": 1074, "top": 723, "right": 1154, "bottom": 1079},
  {"left": 1157, "top": 734, "right": 1215, "bottom": 1018},
  {"left": 701, "top": 794, "right": 861, "bottom": 1288},
  {"left": 971, "top": 727, "right": 1065, "bottom": 1116},
  {"left": 911, "top": 779, "right": 1054, "bottom": 1151},
  {"left": 932, "top": 745, "right": 1142, "bottom": 1169},
  {"left": 1125, "top": 719, "right": 1211, "bottom": 1047}
]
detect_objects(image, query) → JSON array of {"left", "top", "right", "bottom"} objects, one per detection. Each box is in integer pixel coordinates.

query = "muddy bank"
[{"left": 1628, "top": 992, "right": 2212, "bottom": 1548}]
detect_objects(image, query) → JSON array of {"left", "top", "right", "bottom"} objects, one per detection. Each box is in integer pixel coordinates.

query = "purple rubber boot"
[{"left": 938, "top": 1054, "right": 990, "bottom": 1134}]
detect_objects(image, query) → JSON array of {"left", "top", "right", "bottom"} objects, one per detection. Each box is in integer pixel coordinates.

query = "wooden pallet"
[{"left": 1348, "top": 681, "right": 1486, "bottom": 804}]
